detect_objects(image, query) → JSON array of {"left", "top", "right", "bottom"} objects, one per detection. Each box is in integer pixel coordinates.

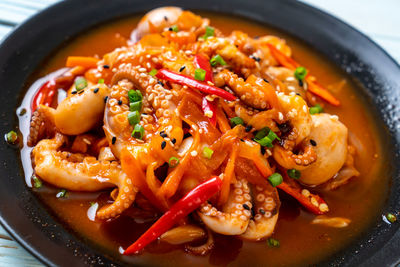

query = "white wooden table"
[{"left": 0, "top": 0, "right": 399, "bottom": 265}]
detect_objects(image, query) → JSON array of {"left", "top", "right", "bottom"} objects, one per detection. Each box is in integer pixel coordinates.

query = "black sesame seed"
[
  {"left": 164, "top": 16, "right": 168, "bottom": 21},
  {"left": 245, "top": 125, "right": 252, "bottom": 132},
  {"left": 296, "top": 93, "right": 301, "bottom": 96},
  {"left": 112, "top": 136, "right": 116, "bottom": 145},
  {"left": 161, "top": 141, "right": 166, "bottom": 150},
  {"left": 310, "top": 139, "right": 317, "bottom": 146},
  {"left": 263, "top": 78, "right": 269, "bottom": 83},
  {"left": 278, "top": 122, "right": 291, "bottom": 134},
  {"left": 179, "top": 66, "right": 186, "bottom": 72},
  {"left": 71, "top": 91, "right": 77, "bottom": 94},
  {"left": 78, "top": 90, "right": 85, "bottom": 94},
  {"left": 254, "top": 35, "right": 260, "bottom": 39},
  {"left": 103, "top": 65, "right": 110, "bottom": 69},
  {"left": 298, "top": 79, "right": 304, "bottom": 87},
  {"left": 250, "top": 55, "right": 261, "bottom": 62},
  {"left": 240, "top": 138, "right": 245, "bottom": 142},
  {"left": 251, "top": 208, "right": 255, "bottom": 217},
  {"left": 171, "top": 138, "right": 176, "bottom": 144},
  {"left": 160, "top": 130, "right": 165, "bottom": 134},
  {"left": 104, "top": 96, "right": 108, "bottom": 103},
  {"left": 19, "top": 108, "right": 27, "bottom": 116},
  {"left": 118, "top": 100, "right": 122, "bottom": 105},
  {"left": 158, "top": 81, "right": 164, "bottom": 86},
  {"left": 93, "top": 87, "right": 99, "bottom": 93},
  {"left": 168, "top": 27, "right": 173, "bottom": 31},
  {"left": 260, "top": 146, "right": 266, "bottom": 155},
  {"left": 243, "top": 204, "right": 250, "bottom": 210},
  {"left": 259, "top": 208, "right": 266, "bottom": 215},
  {"left": 160, "top": 132, "right": 167, "bottom": 138}
]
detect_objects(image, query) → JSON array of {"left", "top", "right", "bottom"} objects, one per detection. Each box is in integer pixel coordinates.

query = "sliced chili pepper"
[
  {"left": 277, "top": 171, "right": 328, "bottom": 215},
  {"left": 155, "top": 69, "right": 236, "bottom": 101},
  {"left": 123, "top": 176, "right": 222, "bottom": 255},
  {"left": 202, "top": 94, "right": 217, "bottom": 126},
  {"left": 31, "top": 80, "right": 57, "bottom": 111},
  {"left": 194, "top": 54, "right": 218, "bottom": 126},
  {"left": 266, "top": 43, "right": 340, "bottom": 106}
]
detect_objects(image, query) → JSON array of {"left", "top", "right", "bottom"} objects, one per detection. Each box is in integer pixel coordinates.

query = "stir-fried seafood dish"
[{"left": 18, "top": 7, "right": 387, "bottom": 265}]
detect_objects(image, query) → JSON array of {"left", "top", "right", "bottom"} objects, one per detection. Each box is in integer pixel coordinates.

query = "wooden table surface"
[{"left": 0, "top": 0, "right": 399, "bottom": 266}]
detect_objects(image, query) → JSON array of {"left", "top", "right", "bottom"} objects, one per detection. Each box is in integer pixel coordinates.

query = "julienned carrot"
[
  {"left": 66, "top": 56, "right": 99, "bottom": 68},
  {"left": 218, "top": 141, "right": 238, "bottom": 205},
  {"left": 266, "top": 43, "right": 340, "bottom": 106},
  {"left": 215, "top": 105, "right": 231, "bottom": 133}
]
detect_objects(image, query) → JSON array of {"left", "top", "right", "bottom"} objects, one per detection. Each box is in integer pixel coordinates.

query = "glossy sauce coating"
[{"left": 21, "top": 13, "right": 388, "bottom": 266}]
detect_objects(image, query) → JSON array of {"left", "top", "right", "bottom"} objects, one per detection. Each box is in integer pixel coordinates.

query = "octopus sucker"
[{"left": 198, "top": 179, "right": 251, "bottom": 235}]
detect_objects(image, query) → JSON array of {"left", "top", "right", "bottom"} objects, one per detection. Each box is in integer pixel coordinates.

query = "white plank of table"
[{"left": 0, "top": 0, "right": 399, "bottom": 266}]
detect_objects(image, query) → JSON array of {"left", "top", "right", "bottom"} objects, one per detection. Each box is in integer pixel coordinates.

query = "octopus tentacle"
[
  {"left": 198, "top": 178, "right": 251, "bottom": 235},
  {"left": 28, "top": 105, "right": 56, "bottom": 147},
  {"left": 33, "top": 133, "right": 138, "bottom": 219},
  {"left": 273, "top": 141, "right": 317, "bottom": 170},
  {"left": 240, "top": 184, "right": 280, "bottom": 241},
  {"left": 214, "top": 70, "right": 280, "bottom": 111}
]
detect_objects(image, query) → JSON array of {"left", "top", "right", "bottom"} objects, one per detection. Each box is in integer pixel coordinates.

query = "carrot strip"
[
  {"left": 266, "top": 43, "right": 340, "bottom": 106},
  {"left": 218, "top": 141, "right": 239, "bottom": 205},
  {"left": 66, "top": 56, "right": 99, "bottom": 68},
  {"left": 215, "top": 105, "right": 231, "bottom": 133},
  {"left": 146, "top": 162, "right": 162, "bottom": 195},
  {"left": 158, "top": 131, "right": 201, "bottom": 198}
]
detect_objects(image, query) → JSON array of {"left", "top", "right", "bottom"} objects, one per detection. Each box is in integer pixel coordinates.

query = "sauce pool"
[{"left": 18, "top": 13, "right": 389, "bottom": 266}]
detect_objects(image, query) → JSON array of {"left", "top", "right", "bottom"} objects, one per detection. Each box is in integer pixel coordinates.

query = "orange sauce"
[{"left": 22, "top": 13, "right": 388, "bottom": 266}]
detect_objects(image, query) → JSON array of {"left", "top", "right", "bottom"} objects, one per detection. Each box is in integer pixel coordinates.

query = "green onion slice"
[
  {"left": 132, "top": 124, "right": 144, "bottom": 140},
  {"left": 194, "top": 68, "right": 206, "bottom": 81},
  {"left": 130, "top": 101, "right": 142, "bottom": 112},
  {"left": 128, "top": 111, "right": 141, "bottom": 125},
  {"left": 5, "top": 130, "right": 18, "bottom": 145},
  {"left": 210, "top": 54, "right": 227, "bottom": 67},
  {"left": 168, "top": 156, "right": 180, "bottom": 168},
  {"left": 32, "top": 174, "right": 42, "bottom": 188},
  {"left": 268, "top": 173, "right": 283, "bottom": 187},
  {"left": 98, "top": 78, "right": 105, "bottom": 84},
  {"left": 128, "top": 89, "right": 143, "bottom": 103},
  {"left": 294, "top": 66, "right": 307, "bottom": 81},
  {"left": 287, "top": 169, "right": 301, "bottom": 179},
  {"left": 56, "top": 189, "right": 67, "bottom": 198},
  {"left": 309, "top": 104, "right": 324, "bottom": 115},
  {"left": 171, "top": 25, "right": 179, "bottom": 32},
  {"left": 255, "top": 136, "right": 273, "bottom": 148},
  {"left": 267, "top": 238, "right": 280, "bottom": 247},
  {"left": 201, "top": 26, "right": 215, "bottom": 39},
  {"left": 202, "top": 147, "right": 214, "bottom": 159},
  {"left": 75, "top": 77, "right": 87, "bottom": 91},
  {"left": 230, "top": 116, "right": 244, "bottom": 127},
  {"left": 149, "top": 69, "right": 158, "bottom": 77},
  {"left": 386, "top": 213, "right": 397, "bottom": 223}
]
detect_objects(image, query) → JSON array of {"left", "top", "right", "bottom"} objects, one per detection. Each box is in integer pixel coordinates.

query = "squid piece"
[
  {"left": 32, "top": 133, "right": 138, "bottom": 219},
  {"left": 299, "top": 113, "right": 348, "bottom": 186},
  {"left": 28, "top": 83, "right": 109, "bottom": 146}
]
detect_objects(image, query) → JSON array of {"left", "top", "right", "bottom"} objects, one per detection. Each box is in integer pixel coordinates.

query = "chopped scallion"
[
  {"left": 128, "top": 89, "right": 142, "bottom": 103},
  {"left": 202, "top": 147, "right": 214, "bottom": 159},
  {"left": 309, "top": 104, "right": 323, "bottom": 115},
  {"left": 75, "top": 77, "right": 87, "bottom": 91},
  {"left": 194, "top": 68, "right": 206, "bottom": 81},
  {"left": 267, "top": 238, "right": 280, "bottom": 247},
  {"left": 294, "top": 66, "right": 307, "bottom": 81},
  {"left": 254, "top": 127, "right": 279, "bottom": 147},
  {"left": 210, "top": 54, "right": 227, "bottom": 67},
  {"left": 56, "top": 189, "right": 67, "bottom": 198},
  {"left": 170, "top": 25, "right": 179, "bottom": 32},
  {"left": 130, "top": 101, "right": 142, "bottom": 112},
  {"left": 98, "top": 78, "right": 104, "bottom": 84},
  {"left": 201, "top": 26, "right": 215, "bottom": 39},
  {"left": 32, "top": 174, "right": 42, "bottom": 188},
  {"left": 287, "top": 169, "right": 301, "bottom": 179},
  {"left": 168, "top": 156, "right": 180, "bottom": 168},
  {"left": 5, "top": 130, "right": 18, "bottom": 145},
  {"left": 128, "top": 111, "right": 141, "bottom": 125},
  {"left": 268, "top": 173, "right": 283, "bottom": 187},
  {"left": 149, "top": 69, "right": 158, "bottom": 77},
  {"left": 386, "top": 213, "right": 397, "bottom": 223},
  {"left": 254, "top": 136, "right": 273, "bottom": 148},
  {"left": 230, "top": 116, "right": 244, "bottom": 127},
  {"left": 131, "top": 124, "right": 144, "bottom": 140}
]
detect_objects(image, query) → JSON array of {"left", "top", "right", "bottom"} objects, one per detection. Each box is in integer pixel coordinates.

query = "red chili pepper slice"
[
  {"left": 123, "top": 176, "right": 222, "bottom": 255},
  {"left": 31, "top": 80, "right": 57, "bottom": 111},
  {"left": 155, "top": 69, "right": 236, "bottom": 101},
  {"left": 277, "top": 172, "right": 328, "bottom": 215},
  {"left": 194, "top": 54, "right": 218, "bottom": 126}
]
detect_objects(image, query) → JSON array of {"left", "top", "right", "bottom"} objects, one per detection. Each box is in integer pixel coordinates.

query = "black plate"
[{"left": 0, "top": 0, "right": 399, "bottom": 266}]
